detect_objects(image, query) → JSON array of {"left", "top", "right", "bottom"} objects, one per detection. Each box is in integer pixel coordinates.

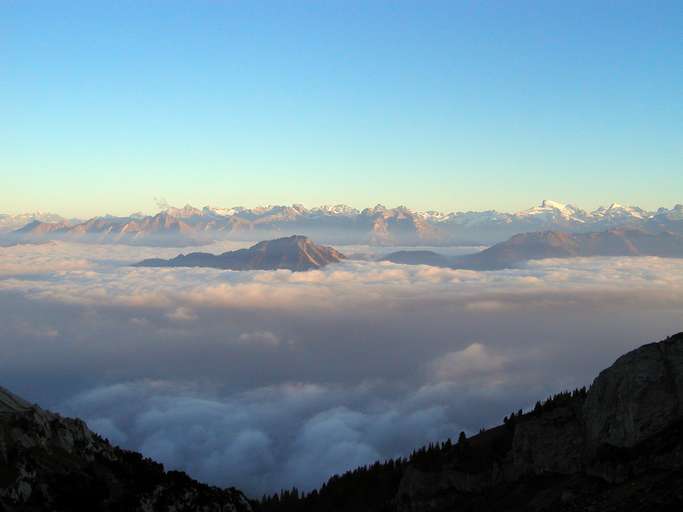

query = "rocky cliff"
[
  {"left": 260, "top": 333, "right": 683, "bottom": 512},
  {"left": 394, "top": 332, "right": 683, "bottom": 511},
  {"left": 0, "top": 386, "right": 253, "bottom": 512}
]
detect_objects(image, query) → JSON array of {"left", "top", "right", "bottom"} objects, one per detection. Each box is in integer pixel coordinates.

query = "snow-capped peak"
[
  {"left": 203, "top": 206, "right": 246, "bottom": 217},
  {"left": 591, "top": 203, "right": 648, "bottom": 220},
  {"left": 517, "top": 200, "right": 586, "bottom": 222},
  {"left": 310, "top": 204, "right": 359, "bottom": 216},
  {"left": 540, "top": 199, "right": 569, "bottom": 211},
  {"left": 163, "top": 204, "right": 203, "bottom": 218}
]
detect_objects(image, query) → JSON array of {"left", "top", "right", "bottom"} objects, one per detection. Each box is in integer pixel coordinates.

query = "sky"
[{"left": 2, "top": 0, "right": 682, "bottom": 217}]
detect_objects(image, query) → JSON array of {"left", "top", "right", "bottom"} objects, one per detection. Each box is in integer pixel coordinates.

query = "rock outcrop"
[
  {"left": 393, "top": 332, "right": 683, "bottom": 511},
  {"left": 583, "top": 333, "right": 683, "bottom": 451},
  {"left": 259, "top": 333, "right": 683, "bottom": 512},
  {"left": 0, "top": 387, "right": 253, "bottom": 512}
]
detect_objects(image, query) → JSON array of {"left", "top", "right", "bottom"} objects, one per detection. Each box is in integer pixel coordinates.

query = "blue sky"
[{"left": 2, "top": 1, "right": 682, "bottom": 217}]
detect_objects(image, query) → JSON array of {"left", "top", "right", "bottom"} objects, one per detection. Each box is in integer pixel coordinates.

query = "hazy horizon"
[{"left": 3, "top": 197, "right": 683, "bottom": 220}]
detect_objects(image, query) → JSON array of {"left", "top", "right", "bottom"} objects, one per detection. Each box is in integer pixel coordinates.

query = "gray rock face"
[
  {"left": 0, "top": 390, "right": 253, "bottom": 512},
  {"left": 392, "top": 333, "right": 683, "bottom": 511},
  {"left": 0, "top": 387, "right": 32, "bottom": 413},
  {"left": 511, "top": 405, "right": 584, "bottom": 476},
  {"left": 395, "top": 466, "right": 497, "bottom": 512},
  {"left": 583, "top": 333, "right": 683, "bottom": 450}
]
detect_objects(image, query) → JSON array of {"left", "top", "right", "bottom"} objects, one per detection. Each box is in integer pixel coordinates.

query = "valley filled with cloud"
[{"left": 2, "top": 241, "right": 682, "bottom": 496}]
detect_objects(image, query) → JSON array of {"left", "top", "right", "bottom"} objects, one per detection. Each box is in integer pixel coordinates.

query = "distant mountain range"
[
  {"left": 136, "top": 235, "right": 346, "bottom": 271},
  {"left": 12, "top": 212, "right": 206, "bottom": 247},
  {"left": 0, "top": 212, "right": 79, "bottom": 232},
  {"left": 382, "top": 227, "right": 683, "bottom": 270},
  {"left": 2, "top": 200, "right": 682, "bottom": 246}
]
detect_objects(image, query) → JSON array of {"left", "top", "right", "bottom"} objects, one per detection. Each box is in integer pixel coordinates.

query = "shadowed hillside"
[
  {"left": 258, "top": 333, "right": 683, "bottom": 511},
  {"left": 0, "top": 386, "right": 253, "bottom": 512}
]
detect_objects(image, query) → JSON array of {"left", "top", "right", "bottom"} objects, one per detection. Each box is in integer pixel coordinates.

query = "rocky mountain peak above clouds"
[
  {"left": 382, "top": 227, "right": 683, "bottom": 270},
  {"left": 136, "top": 235, "right": 346, "bottom": 271}
]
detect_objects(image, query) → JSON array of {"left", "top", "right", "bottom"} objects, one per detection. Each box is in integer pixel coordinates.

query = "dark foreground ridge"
[
  {"left": 2, "top": 333, "right": 683, "bottom": 511},
  {"left": 259, "top": 332, "right": 683, "bottom": 511},
  {"left": 0, "top": 386, "right": 253, "bottom": 511},
  {"left": 135, "top": 235, "right": 346, "bottom": 271}
]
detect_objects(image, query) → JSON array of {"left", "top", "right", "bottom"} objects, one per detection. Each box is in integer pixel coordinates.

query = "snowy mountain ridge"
[{"left": 3, "top": 200, "right": 682, "bottom": 246}]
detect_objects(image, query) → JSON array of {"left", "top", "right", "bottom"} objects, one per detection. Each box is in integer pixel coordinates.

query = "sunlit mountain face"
[{"left": 3, "top": 200, "right": 682, "bottom": 247}]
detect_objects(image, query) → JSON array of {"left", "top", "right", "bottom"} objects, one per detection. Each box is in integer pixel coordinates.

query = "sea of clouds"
[{"left": 1, "top": 241, "right": 682, "bottom": 496}]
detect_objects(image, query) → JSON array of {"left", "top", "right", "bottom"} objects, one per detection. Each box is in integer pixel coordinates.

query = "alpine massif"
[{"left": 3, "top": 201, "right": 682, "bottom": 246}]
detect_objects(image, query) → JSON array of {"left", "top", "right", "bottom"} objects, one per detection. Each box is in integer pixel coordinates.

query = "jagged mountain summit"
[
  {"left": 260, "top": 332, "right": 683, "bottom": 511},
  {"left": 0, "top": 386, "right": 253, "bottom": 512},
  {"left": 5, "top": 200, "right": 682, "bottom": 246},
  {"left": 0, "top": 212, "right": 78, "bottom": 233},
  {"left": 136, "top": 235, "right": 346, "bottom": 271},
  {"left": 12, "top": 212, "right": 207, "bottom": 247}
]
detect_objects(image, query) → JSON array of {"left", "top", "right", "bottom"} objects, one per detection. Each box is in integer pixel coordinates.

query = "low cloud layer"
[{"left": 1, "top": 241, "right": 682, "bottom": 495}]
